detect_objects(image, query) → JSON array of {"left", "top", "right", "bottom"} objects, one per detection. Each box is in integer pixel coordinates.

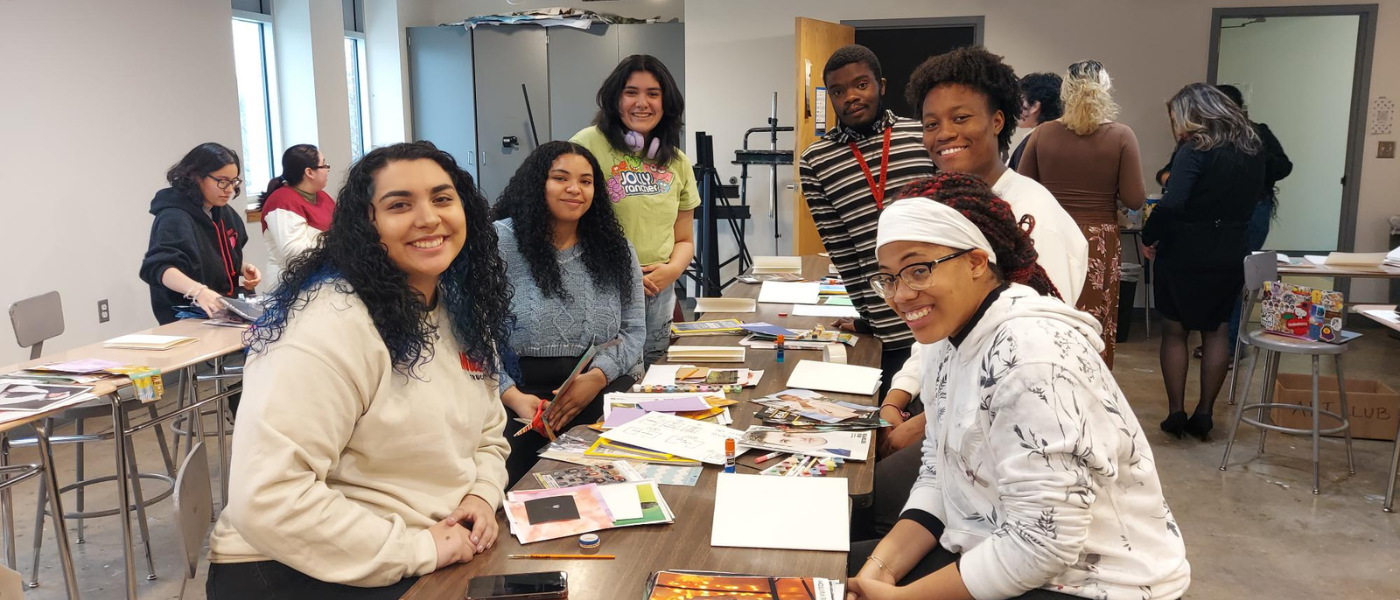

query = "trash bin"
[{"left": 1117, "top": 263, "right": 1143, "bottom": 343}]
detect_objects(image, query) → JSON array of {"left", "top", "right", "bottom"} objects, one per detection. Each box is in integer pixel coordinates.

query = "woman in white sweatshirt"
[
  {"left": 847, "top": 172, "right": 1188, "bottom": 600},
  {"left": 207, "top": 142, "right": 514, "bottom": 598}
]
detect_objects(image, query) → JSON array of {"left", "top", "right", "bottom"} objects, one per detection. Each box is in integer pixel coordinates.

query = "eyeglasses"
[
  {"left": 315, "top": 164, "right": 331, "bottom": 170},
  {"left": 868, "top": 249, "right": 972, "bottom": 299},
  {"left": 206, "top": 175, "right": 243, "bottom": 191}
]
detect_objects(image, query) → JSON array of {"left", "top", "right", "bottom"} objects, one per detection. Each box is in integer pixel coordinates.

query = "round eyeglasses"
[
  {"left": 868, "top": 249, "right": 972, "bottom": 299},
  {"left": 206, "top": 175, "right": 243, "bottom": 191}
]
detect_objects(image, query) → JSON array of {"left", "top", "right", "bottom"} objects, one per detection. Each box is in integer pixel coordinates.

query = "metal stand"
[
  {"left": 691, "top": 132, "right": 752, "bottom": 297},
  {"left": 733, "top": 92, "right": 794, "bottom": 254}
]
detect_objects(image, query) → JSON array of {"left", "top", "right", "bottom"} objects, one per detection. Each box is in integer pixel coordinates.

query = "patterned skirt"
[{"left": 1075, "top": 222, "right": 1121, "bottom": 369}]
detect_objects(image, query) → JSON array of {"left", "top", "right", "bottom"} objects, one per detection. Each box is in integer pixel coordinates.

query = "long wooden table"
[
  {"left": 0, "top": 318, "right": 247, "bottom": 599},
  {"left": 404, "top": 256, "right": 880, "bottom": 600}
]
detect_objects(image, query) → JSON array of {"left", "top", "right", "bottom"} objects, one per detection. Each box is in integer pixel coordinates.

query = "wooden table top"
[
  {"left": 0, "top": 319, "right": 248, "bottom": 434},
  {"left": 1278, "top": 263, "right": 1400, "bottom": 278},
  {"left": 404, "top": 255, "right": 879, "bottom": 600},
  {"left": 1353, "top": 304, "right": 1400, "bottom": 334}
]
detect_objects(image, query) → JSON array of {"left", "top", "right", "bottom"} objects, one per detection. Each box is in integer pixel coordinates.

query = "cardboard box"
[{"left": 1270, "top": 374, "right": 1400, "bottom": 441}]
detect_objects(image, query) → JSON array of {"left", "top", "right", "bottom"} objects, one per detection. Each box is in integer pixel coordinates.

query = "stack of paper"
[
  {"left": 1306, "top": 252, "right": 1388, "bottom": 267},
  {"left": 639, "top": 364, "right": 762, "bottom": 387},
  {"left": 751, "top": 255, "right": 803, "bottom": 274},
  {"left": 670, "top": 319, "right": 744, "bottom": 336},
  {"left": 692, "top": 297, "right": 757, "bottom": 313},
  {"left": 1385, "top": 246, "right": 1400, "bottom": 267},
  {"left": 751, "top": 388, "right": 884, "bottom": 430},
  {"left": 666, "top": 346, "right": 746, "bottom": 363},
  {"left": 103, "top": 334, "right": 197, "bottom": 351},
  {"left": 757, "top": 281, "right": 821, "bottom": 305},
  {"left": 737, "top": 426, "right": 871, "bottom": 461},
  {"left": 504, "top": 480, "right": 675, "bottom": 544},
  {"left": 786, "top": 359, "right": 882, "bottom": 395},
  {"left": 710, "top": 473, "right": 850, "bottom": 552}
]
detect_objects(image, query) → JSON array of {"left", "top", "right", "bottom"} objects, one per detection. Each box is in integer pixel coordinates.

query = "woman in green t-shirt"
[{"left": 571, "top": 54, "right": 698, "bottom": 367}]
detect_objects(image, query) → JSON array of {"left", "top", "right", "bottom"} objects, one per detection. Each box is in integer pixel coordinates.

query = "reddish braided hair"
[{"left": 892, "top": 172, "right": 1062, "bottom": 300}]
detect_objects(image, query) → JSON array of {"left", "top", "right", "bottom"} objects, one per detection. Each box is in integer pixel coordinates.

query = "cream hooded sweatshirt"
[{"left": 904, "top": 284, "right": 1189, "bottom": 600}]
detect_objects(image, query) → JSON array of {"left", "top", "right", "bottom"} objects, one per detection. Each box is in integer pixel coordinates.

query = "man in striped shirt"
[{"left": 798, "top": 45, "right": 935, "bottom": 412}]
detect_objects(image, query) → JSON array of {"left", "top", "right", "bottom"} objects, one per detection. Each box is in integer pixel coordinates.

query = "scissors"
[{"left": 513, "top": 399, "right": 556, "bottom": 442}]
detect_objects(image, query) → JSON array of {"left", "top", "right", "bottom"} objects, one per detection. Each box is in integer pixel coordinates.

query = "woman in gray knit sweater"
[{"left": 491, "top": 141, "right": 646, "bottom": 485}]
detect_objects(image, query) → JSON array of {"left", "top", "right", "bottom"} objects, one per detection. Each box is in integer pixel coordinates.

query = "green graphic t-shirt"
[{"left": 570, "top": 126, "right": 699, "bottom": 266}]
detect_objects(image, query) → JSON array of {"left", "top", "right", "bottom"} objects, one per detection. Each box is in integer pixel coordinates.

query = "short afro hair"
[
  {"left": 905, "top": 46, "right": 1022, "bottom": 153},
  {"left": 1215, "top": 84, "right": 1245, "bottom": 110},
  {"left": 823, "top": 44, "right": 882, "bottom": 82},
  {"left": 1019, "top": 72, "right": 1064, "bottom": 123}
]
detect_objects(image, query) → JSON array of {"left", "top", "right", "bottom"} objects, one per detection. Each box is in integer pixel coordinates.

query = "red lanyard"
[{"left": 848, "top": 125, "right": 893, "bottom": 210}]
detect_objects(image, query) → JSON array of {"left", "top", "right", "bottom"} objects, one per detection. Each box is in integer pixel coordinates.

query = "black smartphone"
[{"left": 464, "top": 571, "right": 568, "bottom": 600}]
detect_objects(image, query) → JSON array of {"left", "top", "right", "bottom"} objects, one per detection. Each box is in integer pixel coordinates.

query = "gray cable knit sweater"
[{"left": 494, "top": 220, "right": 645, "bottom": 392}]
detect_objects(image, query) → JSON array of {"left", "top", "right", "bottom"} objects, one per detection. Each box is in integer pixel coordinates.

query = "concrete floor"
[{"left": 6, "top": 318, "right": 1400, "bottom": 599}]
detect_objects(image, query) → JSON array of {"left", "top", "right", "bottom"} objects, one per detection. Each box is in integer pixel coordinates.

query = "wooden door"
[{"left": 793, "top": 18, "right": 854, "bottom": 255}]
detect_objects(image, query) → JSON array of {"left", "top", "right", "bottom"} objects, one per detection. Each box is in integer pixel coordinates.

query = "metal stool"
[
  {"left": 1218, "top": 254, "right": 1355, "bottom": 494},
  {"left": 1385, "top": 421, "right": 1399, "bottom": 512}
]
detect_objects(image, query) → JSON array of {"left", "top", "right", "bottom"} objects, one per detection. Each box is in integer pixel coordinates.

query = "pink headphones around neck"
[{"left": 624, "top": 130, "right": 660, "bottom": 159}]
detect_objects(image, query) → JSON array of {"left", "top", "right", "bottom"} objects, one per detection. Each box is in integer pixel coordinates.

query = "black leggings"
[
  {"left": 848, "top": 539, "right": 1079, "bottom": 599},
  {"left": 505, "top": 355, "right": 636, "bottom": 487},
  {"left": 206, "top": 561, "right": 417, "bottom": 600}
]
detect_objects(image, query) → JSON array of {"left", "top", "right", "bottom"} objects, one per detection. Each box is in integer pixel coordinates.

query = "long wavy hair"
[
  {"left": 1060, "top": 60, "right": 1119, "bottom": 135},
  {"left": 490, "top": 141, "right": 635, "bottom": 301},
  {"left": 894, "top": 173, "right": 1062, "bottom": 300},
  {"left": 246, "top": 141, "right": 513, "bottom": 378},
  {"left": 592, "top": 54, "right": 685, "bottom": 166},
  {"left": 260, "top": 144, "right": 320, "bottom": 201},
  {"left": 1167, "top": 83, "right": 1261, "bottom": 154}
]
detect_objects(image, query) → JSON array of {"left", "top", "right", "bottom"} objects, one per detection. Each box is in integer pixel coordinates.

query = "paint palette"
[{"left": 758, "top": 454, "right": 843, "bottom": 477}]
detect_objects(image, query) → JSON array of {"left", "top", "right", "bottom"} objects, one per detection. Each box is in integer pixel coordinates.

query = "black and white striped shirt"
[{"left": 799, "top": 111, "right": 936, "bottom": 350}]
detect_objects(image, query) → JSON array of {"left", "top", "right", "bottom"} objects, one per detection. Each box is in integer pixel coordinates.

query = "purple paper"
[
  {"left": 740, "top": 322, "right": 796, "bottom": 337},
  {"left": 603, "top": 407, "right": 648, "bottom": 428},
  {"left": 637, "top": 396, "right": 712, "bottom": 413}
]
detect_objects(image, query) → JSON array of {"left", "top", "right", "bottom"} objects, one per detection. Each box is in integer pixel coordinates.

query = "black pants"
[
  {"left": 505, "top": 355, "right": 636, "bottom": 487},
  {"left": 207, "top": 561, "right": 417, "bottom": 600},
  {"left": 848, "top": 540, "right": 1078, "bottom": 598}
]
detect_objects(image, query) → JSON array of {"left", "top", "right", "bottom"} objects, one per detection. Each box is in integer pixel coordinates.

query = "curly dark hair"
[
  {"left": 905, "top": 46, "right": 1023, "bottom": 153},
  {"left": 1019, "top": 72, "right": 1064, "bottom": 123},
  {"left": 490, "top": 141, "right": 635, "bottom": 300},
  {"left": 246, "top": 141, "right": 514, "bottom": 378},
  {"left": 823, "top": 44, "right": 882, "bottom": 82},
  {"left": 592, "top": 54, "right": 685, "bottom": 167},
  {"left": 167, "top": 142, "right": 241, "bottom": 201},
  {"left": 895, "top": 172, "right": 1061, "bottom": 299}
]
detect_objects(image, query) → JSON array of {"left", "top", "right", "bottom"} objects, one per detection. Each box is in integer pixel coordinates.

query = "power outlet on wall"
[
  {"left": 98, "top": 299, "right": 110, "bottom": 323},
  {"left": 1379, "top": 141, "right": 1396, "bottom": 159}
]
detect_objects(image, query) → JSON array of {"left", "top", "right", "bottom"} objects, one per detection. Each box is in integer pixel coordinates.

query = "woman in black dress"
[{"left": 1142, "top": 83, "right": 1265, "bottom": 441}]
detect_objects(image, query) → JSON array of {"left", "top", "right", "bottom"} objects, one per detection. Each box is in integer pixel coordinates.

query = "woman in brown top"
[{"left": 1017, "top": 60, "right": 1146, "bottom": 367}]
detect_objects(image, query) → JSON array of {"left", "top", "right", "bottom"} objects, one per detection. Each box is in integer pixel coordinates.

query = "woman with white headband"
[{"left": 847, "top": 172, "right": 1188, "bottom": 600}]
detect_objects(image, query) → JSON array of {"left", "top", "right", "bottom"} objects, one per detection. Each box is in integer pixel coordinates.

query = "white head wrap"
[{"left": 876, "top": 197, "right": 998, "bottom": 264}]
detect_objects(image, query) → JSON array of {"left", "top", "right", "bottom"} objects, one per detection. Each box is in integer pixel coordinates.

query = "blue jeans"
[
  {"left": 643, "top": 284, "right": 676, "bottom": 367},
  {"left": 1227, "top": 199, "right": 1274, "bottom": 355}
]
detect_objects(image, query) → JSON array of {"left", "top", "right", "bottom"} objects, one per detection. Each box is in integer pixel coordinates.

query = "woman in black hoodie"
[{"left": 140, "top": 143, "right": 262, "bottom": 324}]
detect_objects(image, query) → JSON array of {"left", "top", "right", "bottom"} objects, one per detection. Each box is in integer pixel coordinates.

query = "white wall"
[
  {"left": 273, "top": 0, "right": 355, "bottom": 191},
  {"left": 0, "top": 0, "right": 244, "bottom": 365},
  {"left": 431, "top": 0, "right": 683, "bottom": 25},
  {"left": 1218, "top": 15, "right": 1359, "bottom": 252},
  {"left": 683, "top": 0, "right": 1400, "bottom": 301}
]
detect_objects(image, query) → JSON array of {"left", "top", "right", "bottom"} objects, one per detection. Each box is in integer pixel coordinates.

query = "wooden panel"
[
  {"left": 404, "top": 255, "right": 880, "bottom": 600},
  {"left": 792, "top": 18, "right": 854, "bottom": 256}
]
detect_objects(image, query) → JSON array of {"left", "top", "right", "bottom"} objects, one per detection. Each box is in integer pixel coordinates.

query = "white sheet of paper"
[
  {"left": 694, "top": 297, "right": 757, "bottom": 313},
  {"left": 667, "top": 346, "right": 747, "bottom": 363},
  {"left": 601, "top": 411, "right": 744, "bottom": 464},
  {"left": 1304, "top": 255, "right": 1329, "bottom": 265},
  {"left": 1362, "top": 309, "right": 1400, "bottom": 324},
  {"left": 786, "top": 359, "right": 882, "bottom": 396},
  {"left": 596, "top": 483, "right": 644, "bottom": 521},
  {"left": 641, "top": 365, "right": 689, "bottom": 386},
  {"left": 757, "top": 281, "right": 820, "bottom": 305},
  {"left": 711, "top": 473, "right": 849, "bottom": 552},
  {"left": 791, "top": 304, "right": 861, "bottom": 318},
  {"left": 752, "top": 255, "right": 803, "bottom": 273}
]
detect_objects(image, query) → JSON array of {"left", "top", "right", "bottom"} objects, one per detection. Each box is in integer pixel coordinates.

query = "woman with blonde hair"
[
  {"left": 1016, "top": 60, "right": 1145, "bottom": 368},
  {"left": 1141, "top": 83, "right": 1265, "bottom": 441}
]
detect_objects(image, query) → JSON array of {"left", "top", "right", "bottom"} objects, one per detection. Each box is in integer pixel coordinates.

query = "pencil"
[{"left": 508, "top": 554, "right": 616, "bottom": 560}]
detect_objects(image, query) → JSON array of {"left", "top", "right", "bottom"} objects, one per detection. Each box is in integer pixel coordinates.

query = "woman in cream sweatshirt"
[
  {"left": 207, "top": 142, "right": 514, "bottom": 598},
  {"left": 847, "top": 174, "right": 1188, "bottom": 600}
]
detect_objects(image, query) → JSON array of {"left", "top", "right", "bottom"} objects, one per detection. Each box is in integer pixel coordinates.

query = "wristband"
[
  {"left": 185, "top": 284, "right": 208, "bottom": 301},
  {"left": 880, "top": 403, "right": 910, "bottom": 419},
  {"left": 866, "top": 553, "right": 896, "bottom": 579}
]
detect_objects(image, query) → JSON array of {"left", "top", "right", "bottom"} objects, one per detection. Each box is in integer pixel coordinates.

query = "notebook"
[
  {"left": 785, "top": 359, "right": 882, "bottom": 396},
  {"left": 711, "top": 473, "right": 849, "bottom": 552},
  {"left": 666, "top": 346, "right": 746, "bottom": 363},
  {"left": 757, "top": 281, "right": 820, "bottom": 305},
  {"left": 693, "top": 297, "right": 757, "bottom": 313},
  {"left": 751, "top": 255, "right": 803, "bottom": 274},
  {"left": 102, "top": 334, "right": 198, "bottom": 351}
]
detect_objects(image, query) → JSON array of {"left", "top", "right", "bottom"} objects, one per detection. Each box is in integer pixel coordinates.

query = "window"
[
  {"left": 345, "top": 35, "right": 372, "bottom": 160},
  {"left": 232, "top": 16, "right": 281, "bottom": 201}
]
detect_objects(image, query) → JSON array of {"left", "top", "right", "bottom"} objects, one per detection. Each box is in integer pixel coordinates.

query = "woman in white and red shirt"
[{"left": 259, "top": 144, "right": 336, "bottom": 283}]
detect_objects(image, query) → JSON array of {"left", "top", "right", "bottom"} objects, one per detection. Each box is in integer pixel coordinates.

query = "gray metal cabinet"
[
  {"left": 408, "top": 26, "right": 478, "bottom": 182},
  {"left": 618, "top": 23, "right": 685, "bottom": 99},
  {"left": 546, "top": 23, "right": 619, "bottom": 142},
  {"left": 473, "top": 26, "right": 551, "bottom": 199}
]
